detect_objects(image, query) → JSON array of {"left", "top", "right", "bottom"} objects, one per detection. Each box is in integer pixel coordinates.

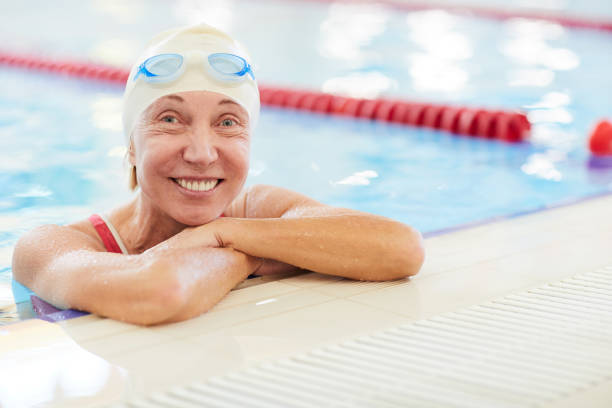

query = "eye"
[
  {"left": 221, "top": 118, "right": 236, "bottom": 127},
  {"left": 161, "top": 115, "right": 178, "bottom": 124}
]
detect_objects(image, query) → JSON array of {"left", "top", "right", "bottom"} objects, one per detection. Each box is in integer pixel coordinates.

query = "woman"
[{"left": 12, "top": 24, "right": 424, "bottom": 325}]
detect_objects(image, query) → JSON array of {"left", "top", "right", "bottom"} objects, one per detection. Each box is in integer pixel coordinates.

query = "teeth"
[{"left": 176, "top": 178, "right": 219, "bottom": 192}]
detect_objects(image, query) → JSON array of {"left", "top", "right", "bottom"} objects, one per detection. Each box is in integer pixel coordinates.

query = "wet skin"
[{"left": 12, "top": 91, "right": 425, "bottom": 325}]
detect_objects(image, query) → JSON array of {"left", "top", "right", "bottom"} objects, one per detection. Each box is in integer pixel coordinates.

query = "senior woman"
[{"left": 12, "top": 24, "right": 424, "bottom": 325}]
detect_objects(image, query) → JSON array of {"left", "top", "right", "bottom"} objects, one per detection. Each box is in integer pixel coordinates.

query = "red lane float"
[
  {"left": 589, "top": 119, "right": 612, "bottom": 156},
  {"left": 0, "top": 51, "right": 531, "bottom": 142},
  {"left": 0, "top": 52, "right": 130, "bottom": 84},
  {"left": 259, "top": 87, "right": 530, "bottom": 142},
  {"left": 299, "top": 0, "right": 612, "bottom": 33}
]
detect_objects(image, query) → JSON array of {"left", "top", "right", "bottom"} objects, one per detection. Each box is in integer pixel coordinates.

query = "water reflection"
[
  {"left": 508, "top": 68, "right": 555, "bottom": 87},
  {"left": 525, "top": 91, "right": 571, "bottom": 109},
  {"left": 332, "top": 170, "right": 379, "bottom": 186},
  {"left": 318, "top": 3, "right": 389, "bottom": 65},
  {"left": 529, "top": 125, "right": 580, "bottom": 151},
  {"left": 521, "top": 151, "right": 565, "bottom": 181},
  {"left": 322, "top": 71, "right": 397, "bottom": 99},
  {"left": 502, "top": 19, "right": 580, "bottom": 71},
  {"left": 107, "top": 145, "right": 127, "bottom": 158},
  {"left": 408, "top": 53, "right": 469, "bottom": 92},
  {"left": 89, "top": 39, "right": 136, "bottom": 67},
  {"left": 404, "top": 10, "right": 471, "bottom": 93},
  {"left": 528, "top": 108, "right": 573, "bottom": 124},
  {"left": 92, "top": 0, "right": 145, "bottom": 24},
  {"left": 406, "top": 10, "right": 473, "bottom": 61},
  {"left": 0, "top": 319, "right": 128, "bottom": 407},
  {"left": 90, "top": 96, "right": 123, "bottom": 133},
  {"left": 0, "top": 303, "right": 19, "bottom": 325},
  {"left": 13, "top": 185, "right": 53, "bottom": 198}
]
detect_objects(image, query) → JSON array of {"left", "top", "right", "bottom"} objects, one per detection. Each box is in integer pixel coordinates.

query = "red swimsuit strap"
[
  {"left": 88, "top": 214, "right": 123, "bottom": 254},
  {"left": 89, "top": 213, "right": 225, "bottom": 254}
]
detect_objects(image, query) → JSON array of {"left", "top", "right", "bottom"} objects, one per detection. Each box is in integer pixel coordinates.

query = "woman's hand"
[
  {"left": 149, "top": 221, "right": 225, "bottom": 252},
  {"left": 151, "top": 221, "right": 297, "bottom": 277}
]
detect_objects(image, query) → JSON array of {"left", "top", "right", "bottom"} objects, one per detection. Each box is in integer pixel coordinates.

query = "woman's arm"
[
  {"left": 215, "top": 184, "right": 425, "bottom": 281},
  {"left": 12, "top": 224, "right": 261, "bottom": 325}
]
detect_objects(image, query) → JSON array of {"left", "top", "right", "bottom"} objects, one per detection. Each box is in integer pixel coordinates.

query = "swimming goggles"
[{"left": 133, "top": 52, "right": 255, "bottom": 84}]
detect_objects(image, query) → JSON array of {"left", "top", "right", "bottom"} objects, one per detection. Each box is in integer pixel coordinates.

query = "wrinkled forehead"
[
  {"left": 122, "top": 25, "right": 260, "bottom": 144},
  {"left": 142, "top": 91, "right": 250, "bottom": 118}
]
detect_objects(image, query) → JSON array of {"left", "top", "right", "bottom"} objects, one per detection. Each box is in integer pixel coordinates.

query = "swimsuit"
[
  {"left": 88, "top": 214, "right": 258, "bottom": 278},
  {"left": 89, "top": 214, "right": 128, "bottom": 254},
  {"left": 17, "top": 213, "right": 256, "bottom": 318}
]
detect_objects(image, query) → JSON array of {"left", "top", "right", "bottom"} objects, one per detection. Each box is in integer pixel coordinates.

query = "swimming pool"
[{"left": 1, "top": 0, "right": 612, "bottom": 311}]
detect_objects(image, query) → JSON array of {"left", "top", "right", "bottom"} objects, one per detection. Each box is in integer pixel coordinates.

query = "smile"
[{"left": 171, "top": 178, "right": 220, "bottom": 192}]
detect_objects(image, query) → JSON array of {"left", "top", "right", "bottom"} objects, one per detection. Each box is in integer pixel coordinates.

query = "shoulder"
[
  {"left": 12, "top": 220, "right": 105, "bottom": 285},
  {"left": 225, "top": 184, "right": 324, "bottom": 219},
  {"left": 17, "top": 220, "right": 104, "bottom": 250},
  {"left": 68, "top": 217, "right": 106, "bottom": 246}
]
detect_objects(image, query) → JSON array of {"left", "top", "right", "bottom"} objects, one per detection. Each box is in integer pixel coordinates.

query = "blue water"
[{"left": 1, "top": 0, "right": 612, "bottom": 309}]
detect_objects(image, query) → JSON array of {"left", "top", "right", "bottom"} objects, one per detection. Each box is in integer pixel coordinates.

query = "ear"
[{"left": 128, "top": 137, "right": 136, "bottom": 166}]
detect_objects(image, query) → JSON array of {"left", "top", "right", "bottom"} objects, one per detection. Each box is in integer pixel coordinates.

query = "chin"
[
  {"left": 173, "top": 211, "right": 219, "bottom": 226},
  {"left": 173, "top": 215, "right": 218, "bottom": 227}
]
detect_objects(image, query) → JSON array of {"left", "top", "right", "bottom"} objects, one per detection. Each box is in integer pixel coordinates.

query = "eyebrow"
[
  {"left": 219, "top": 99, "right": 240, "bottom": 107},
  {"left": 149, "top": 95, "right": 248, "bottom": 118},
  {"left": 160, "top": 96, "right": 238, "bottom": 107},
  {"left": 219, "top": 99, "right": 248, "bottom": 117},
  {"left": 162, "top": 95, "right": 185, "bottom": 103}
]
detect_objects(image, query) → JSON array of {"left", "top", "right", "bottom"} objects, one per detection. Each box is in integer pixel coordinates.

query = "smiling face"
[{"left": 130, "top": 90, "right": 251, "bottom": 226}]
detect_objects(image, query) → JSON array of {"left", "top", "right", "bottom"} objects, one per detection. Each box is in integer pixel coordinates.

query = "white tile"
[
  {"left": 79, "top": 327, "right": 172, "bottom": 357},
  {"left": 214, "top": 281, "right": 300, "bottom": 311},
  {"left": 232, "top": 270, "right": 304, "bottom": 290},
  {"left": 109, "top": 338, "right": 247, "bottom": 397},
  {"left": 278, "top": 271, "right": 344, "bottom": 288},
  {"left": 422, "top": 194, "right": 612, "bottom": 277},
  {"left": 347, "top": 262, "right": 538, "bottom": 321},
  {"left": 310, "top": 277, "right": 410, "bottom": 298},
  {"left": 541, "top": 378, "right": 612, "bottom": 408},
  {"left": 150, "top": 288, "right": 334, "bottom": 341},
  {"left": 57, "top": 314, "right": 102, "bottom": 327},
  {"left": 58, "top": 316, "right": 137, "bottom": 342},
  {"left": 188, "top": 299, "right": 410, "bottom": 366},
  {"left": 350, "top": 228, "right": 612, "bottom": 321}
]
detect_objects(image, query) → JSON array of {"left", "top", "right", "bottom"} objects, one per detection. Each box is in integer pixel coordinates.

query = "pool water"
[{"left": 1, "top": 0, "right": 612, "bottom": 309}]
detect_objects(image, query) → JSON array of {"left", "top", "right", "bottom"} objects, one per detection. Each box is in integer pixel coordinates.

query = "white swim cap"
[{"left": 122, "top": 23, "right": 260, "bottom": 144}]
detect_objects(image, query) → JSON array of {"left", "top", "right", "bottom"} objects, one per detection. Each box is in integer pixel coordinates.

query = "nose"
[{"left": 182, "top": 126, "right": 219, "bottom": 166}]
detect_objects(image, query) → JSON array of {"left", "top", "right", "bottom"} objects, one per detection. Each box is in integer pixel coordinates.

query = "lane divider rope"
[{"left": 0, "top": 51, "right": 530, "bottom": 142}]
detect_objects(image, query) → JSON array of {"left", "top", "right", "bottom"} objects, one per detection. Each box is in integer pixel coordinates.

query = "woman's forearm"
[
  {"left": 157, "top": 247, "right": 262, "bottom": 323},
  {"left": 217, "top": 214, "right": 424, "bottom": 281},
  {"left": 51, "top": 246, "right": 260, "bottom": 325}
]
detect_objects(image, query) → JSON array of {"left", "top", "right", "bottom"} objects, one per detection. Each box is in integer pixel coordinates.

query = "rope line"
[{"left": 0, "top": 51, "right": 530, "bottom": 142}]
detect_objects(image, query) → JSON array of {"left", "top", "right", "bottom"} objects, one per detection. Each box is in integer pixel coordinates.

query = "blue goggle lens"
[
  {"left": 144, "top": 54, "right": 183, "bottom": 76},
  {"left": 208, "top": 53, "right": 254, "bottom": 79}
]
